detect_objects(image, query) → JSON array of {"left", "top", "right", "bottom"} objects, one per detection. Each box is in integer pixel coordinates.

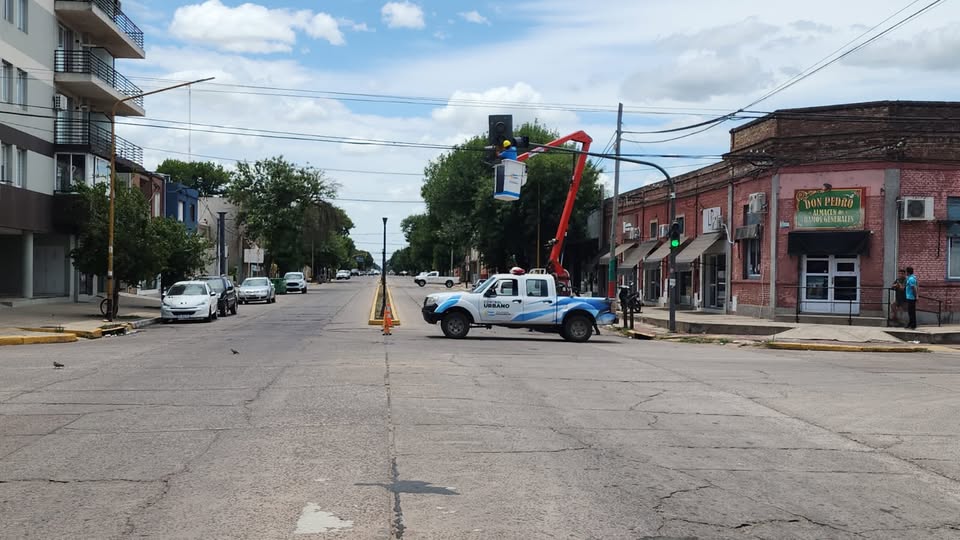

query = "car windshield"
[
  {"left": 284, "top": 272, "right": 303, "bottom": 279},
  {"left": 204, "top": 279, "right": 224, "bottom": 292},
  {"left": 242, "top": 278, "right": 269, "bottom": 287},
  {"left": 168, "top": 284, "right": 206, "bottom": 296}
]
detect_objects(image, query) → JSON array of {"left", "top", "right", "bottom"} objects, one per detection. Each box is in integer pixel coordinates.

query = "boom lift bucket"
[{"left": 493, "top": 159, "right": 527, "bottom": 201}]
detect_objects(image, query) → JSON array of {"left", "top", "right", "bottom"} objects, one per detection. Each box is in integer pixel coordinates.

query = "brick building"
[{"left": 602, "top": 101, "right": 960, "bottom": 325}]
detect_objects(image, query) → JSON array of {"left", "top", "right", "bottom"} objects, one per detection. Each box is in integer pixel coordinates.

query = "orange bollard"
[{"left": 382, "top": 304, "right": 393, "bottom": 335}]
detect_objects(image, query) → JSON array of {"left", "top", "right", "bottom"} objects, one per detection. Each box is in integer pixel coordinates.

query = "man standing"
[
  {"left": 905, "top": 266, "right": 919, "bottom": 329},
  {"left": 889, "top": 269, "right": 906, "bottom": 326}
]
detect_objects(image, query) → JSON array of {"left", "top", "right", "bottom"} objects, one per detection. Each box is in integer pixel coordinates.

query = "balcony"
[
  {"left": 55, "top": 0, "right": 145, "bottom": 59},
  {"left": 55, "top": 117, "right": 144, "bottom": 175},
  {"left": 54, "top": 50, "right": 146, "bottom": 117}
]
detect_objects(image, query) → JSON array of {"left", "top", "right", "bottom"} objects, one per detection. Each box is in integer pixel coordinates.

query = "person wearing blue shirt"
[
  {"left": 498, "top": 140, "right": 517, "bottom": 161},
  {"left": 905, "top": 266, "right": 918, "bottom": 329}
]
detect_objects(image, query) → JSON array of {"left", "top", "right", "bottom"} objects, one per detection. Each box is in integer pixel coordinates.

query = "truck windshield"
[{"left": 473, "top": 279, "right": 494, "bottom": 294}]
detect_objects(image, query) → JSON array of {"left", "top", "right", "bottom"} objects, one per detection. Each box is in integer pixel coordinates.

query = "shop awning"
[
  {"left": 619, "top": 239, "right": 660, "bottom": 270},
  {"left": 735, "top": 224, "right": 761, "bottom": 241},
  {"left": 598, "top": 242, "right": 636, "bottom": 264},
  {"left": 675, "top": 232, "right": 725, "bottom": 268},
  {"left": 643, "top": 238, "right": 686, "bottom": 268},
  {"left": 787, "top": 230, "right": 870, "bottom": 256}
]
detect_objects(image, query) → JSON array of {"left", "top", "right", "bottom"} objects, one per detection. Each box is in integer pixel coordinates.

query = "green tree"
[
  {"left": 152, "top": 217, "right": 212, "bottom": 291},
  {"left": 156, "top": 159, "right": 232, "bottom": 197},
  {"left": 70, "top": 182, "right": 165, "bottom": 312},
  {"left": 228, "top": 157, "right": 339, "bottom": 275}
]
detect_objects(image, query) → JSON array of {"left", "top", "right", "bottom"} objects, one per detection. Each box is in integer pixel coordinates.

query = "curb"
[
  {"left": 765, "top": 341, "right": 929, "bottom": 353},
  {"left": 19, "top": 326, "right": 102, "bottom": 339},
  {"left": 128, "top": 317, "right": 162, "bottom": 330},
  {"left": 368, "top": 282, "right": 401, "bottom": 326},
  {"left": 0, "top": 333, "right": 78, "bottom": 346}
]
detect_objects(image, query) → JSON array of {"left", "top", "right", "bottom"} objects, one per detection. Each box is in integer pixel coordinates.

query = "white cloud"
[
  {"left": 381, "top": 2, "right": 425, "bottom": 29},
  {"left": 459, "top": 10, "right": 489, "bottom": 25},
  {"left": 169, "top": 0, "right": 345, "bottom": 53},
  {"left": 622, "top": 52, "right": 774, "bottom": 102},
  {"left": 340, "top": 18, "right": 373, "bottom": 32}
]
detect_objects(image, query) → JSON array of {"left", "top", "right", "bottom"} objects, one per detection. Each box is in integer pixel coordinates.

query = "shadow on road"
[
  {"left": 423, "top": 335, "right": 620, "bottom": 344},
  {"left": 356, "top": 480, "right": 460, "bottom": 495}
]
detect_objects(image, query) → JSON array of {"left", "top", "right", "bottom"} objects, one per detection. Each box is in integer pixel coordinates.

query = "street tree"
[
  {"left": 228, "top": 157, "right": 339, "bottom": 275},
  {"left": 152, "top": 217, "right": 213, "bottom": 291},
  {"left": 156, "top": 159, "right": 232, "bottom": 197}
]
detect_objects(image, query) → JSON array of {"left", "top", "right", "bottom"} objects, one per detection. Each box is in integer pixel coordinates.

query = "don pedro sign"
[{"left": 794, "top": 188, "right": 864, "bottom": 229}]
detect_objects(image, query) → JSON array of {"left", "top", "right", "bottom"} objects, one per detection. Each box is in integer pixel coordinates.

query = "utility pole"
[
  {"left": 217, "top": 211, "right": 227, "bottom": 276},
  {"left": 606, "top": 102, "right": 623, "bottom": 300},
  {"left": 381, "top": 217, "right": 388, "bottom": 316}
]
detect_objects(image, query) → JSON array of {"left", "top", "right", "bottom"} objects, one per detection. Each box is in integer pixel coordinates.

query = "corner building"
[{"left": 604, "top": 101, "right": 960, "bottom": 325}]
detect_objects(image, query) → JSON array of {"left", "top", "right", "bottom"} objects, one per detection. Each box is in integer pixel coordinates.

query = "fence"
[{"left": 788, "top": 284, "right": 941, "bottom": 326}]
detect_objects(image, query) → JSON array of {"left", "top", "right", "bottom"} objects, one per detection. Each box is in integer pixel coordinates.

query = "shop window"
[{"left": 644, "top": 267, "right": 661, "bottom": 302}]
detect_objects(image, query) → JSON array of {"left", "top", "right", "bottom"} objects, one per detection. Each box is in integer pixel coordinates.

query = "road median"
[
  {"left": 765, "top": 341, "right": 929, "bottom": 353},
  {"left": 368, "top": 281, "right": 401, "bottom": 327}
]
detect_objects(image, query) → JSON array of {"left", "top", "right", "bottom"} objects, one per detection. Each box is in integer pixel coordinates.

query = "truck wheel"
[
  {"left": 416, "top": 280, "right": 425, "bottom": 287},
  {"left": 445, "top": 280, "right": 454, "bottom": 288},
  {"left": 562, "top": 314, "right": 592, "bottom": 343},
  {"left": 441, "top": 311, "right": 470, "bottom": 339}
]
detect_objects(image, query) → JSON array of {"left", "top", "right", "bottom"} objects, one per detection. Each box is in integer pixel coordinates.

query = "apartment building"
[{"left": 0, "top": 0, "right": 145, "bottom": 302}]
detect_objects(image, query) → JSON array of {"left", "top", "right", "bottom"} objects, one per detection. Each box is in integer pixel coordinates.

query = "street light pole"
[
  {"left": 106, "top": 76, "right": 214, "bottom": 321},
  {"left": 381, "top": 217, "right": 388, "bottom": 317}
]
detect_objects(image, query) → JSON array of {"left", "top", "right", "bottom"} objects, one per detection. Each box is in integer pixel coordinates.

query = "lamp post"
[
  {"left": 105, "top": 77, "right": 214, "bottom": 321},
  {"left": 381, "top": 217, "right": 388, "bottom": 317}
]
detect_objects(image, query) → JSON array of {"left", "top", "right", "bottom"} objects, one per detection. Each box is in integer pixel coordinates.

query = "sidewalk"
[
  {"left": 0, "top": 293, "right": 160, "bottom": 345},
  {"left": 619, "top": 307, "right": 960, "bottom": 351}
]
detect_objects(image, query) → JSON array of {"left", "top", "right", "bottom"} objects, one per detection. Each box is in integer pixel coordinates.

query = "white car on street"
[
  {"left": 161, "top": 281, "right": 218, "bottom": 323},
  {"left": 336, "top": 269, "right": 351, "bottom": 280},
  {"left": 284, "top": 272, "right": 308, "bottom": 293}
]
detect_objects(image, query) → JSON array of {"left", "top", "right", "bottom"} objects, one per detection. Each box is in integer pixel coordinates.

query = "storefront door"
[
  {"left": 704, "top": 254, "right": 726, "bottom": 309},
  {"left": 801, "top": 256, "right": 860, "bottom": 314}
]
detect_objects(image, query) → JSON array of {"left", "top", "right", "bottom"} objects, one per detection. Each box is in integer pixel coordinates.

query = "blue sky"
[{"left": 115, "top": 0, "right": 960, "bottom": 259}]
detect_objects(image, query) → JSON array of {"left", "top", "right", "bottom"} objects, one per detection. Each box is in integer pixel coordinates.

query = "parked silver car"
[
  {"left": 238, "top": 277, "right": 276, "bottom": 304},
  {"left": 161, "top": 281, "right": 218, "bottom": 323}
]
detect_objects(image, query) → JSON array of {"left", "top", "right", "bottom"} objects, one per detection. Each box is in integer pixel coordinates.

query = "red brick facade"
[{"left": 602, "top": 101, "right": 960, "bottom": 323}]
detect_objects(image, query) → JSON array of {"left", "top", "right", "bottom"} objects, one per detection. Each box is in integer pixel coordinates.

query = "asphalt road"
[{"left": 2, "top": 277, "right": 960, "bottom": 539}]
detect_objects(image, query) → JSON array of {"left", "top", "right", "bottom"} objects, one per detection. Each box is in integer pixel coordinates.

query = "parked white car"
[
  {"left": 238, "top": 277, "right": 276, "bottom": 304},
  {"left": 161, "top": 281, "right": 218, "bottom": 323},
  {"left": 284, "top": 272, "right": 308, "bottom": 293},
  {"left": 414, "top": 271, "right": 457, "bottom": 288},
  {"left": 336, "top": 269, "right": 351, "bottom": 280}
]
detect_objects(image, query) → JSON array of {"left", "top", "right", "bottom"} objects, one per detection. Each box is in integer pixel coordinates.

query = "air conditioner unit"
[
  {"left": 52, "top": 94, "right": 68, "bottom": 111},
  {"left": 901, "top": 197, "right": 934, "bottom": 221},
  {"left": 659, "top": 224, "right": 669, "bottom": 238},
  {"left": 748, "top": 192, "right": 767, "bottom": 214},
  {"left": 626, "top": 229, "right": 641, "bottom": 240}
]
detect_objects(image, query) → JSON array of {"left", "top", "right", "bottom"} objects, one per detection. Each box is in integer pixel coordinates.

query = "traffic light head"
[
  {"left": 669, "top": 221, "right": 681, "bottom": 249},
  {"left": 488, "top": 115, "right": 513, "bottom": 148}
]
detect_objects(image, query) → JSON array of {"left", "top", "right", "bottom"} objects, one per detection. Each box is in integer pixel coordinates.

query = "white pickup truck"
[
  {"left": 414, "top": 271, "right": 457, "bottom": 288},
  {"left": 421, "top": 272, "right": 616, "bottom": 342}
]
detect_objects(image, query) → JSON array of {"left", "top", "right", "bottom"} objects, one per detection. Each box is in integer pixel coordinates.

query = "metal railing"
[
  {"left": 54, "top": 50, "right": 144, "bottom": 107},
  {"left": 55, "top": 117, "right": 143, "bottom": 166},
  {"left": 59, "top": 0, "right": 144, "bottom": 49},
  {"left": 788, "top": 284, "right": 942, "bottom": 326}
]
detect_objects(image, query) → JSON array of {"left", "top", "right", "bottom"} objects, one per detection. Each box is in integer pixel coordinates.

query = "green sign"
[{"left": 795, "top": 188, "right": 863, "bottom": 229}]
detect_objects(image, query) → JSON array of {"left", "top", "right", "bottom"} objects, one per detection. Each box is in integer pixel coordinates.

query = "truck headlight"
[{"left": 424, "top": 297, "right": 438, "bottom": 307}]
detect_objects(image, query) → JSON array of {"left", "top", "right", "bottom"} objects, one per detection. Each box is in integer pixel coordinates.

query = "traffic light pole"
[{"left": 668, "top": 191, "right": 677, "bottom": 333}]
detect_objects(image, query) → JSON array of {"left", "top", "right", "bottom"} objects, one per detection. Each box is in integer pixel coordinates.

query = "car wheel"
[
  {"left": 562, "top": 314, "right": 592, "bottom": 343},
  {"left": 441, "top": 311, "right": 470, "bottom": 339},
  {"left": 230, "top": 301, "right": 238, "bottom": 315},
  {"left": 416, "top": 280, "right": 425, "bottom": 287},
  {"left": 302, "top": 287, "right": 307, "bottom": 294},
  {"left": 445, "top": 280, "right": 454, "bottom": 288},
  {"left": 161, "top": 318, "right": 171, "bottom": 324}
]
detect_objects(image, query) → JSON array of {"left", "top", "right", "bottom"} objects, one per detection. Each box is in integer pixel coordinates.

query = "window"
[
  {"left": 2, "top": 0, "right": 12, "bottom": 23},
  {"left": 526, "top": 279, "right": 549, "bottom": 297},
  {"left": 1, "top": 62, "right": 11, "bottom": 103},
  {"left": 177, "top": 201, "right": 185, "bottom": 221},
  {"left": 649, "top": 220, "right": 658, "bottom": 239},
  {"left": 497, "top": 279, "right": 518, "bottom": 296},
  {"left": 190, "top": 203, "right": 196, "bottom": 222},
  {"left": 16, "top": 0, "right": 25, "bottom": 31},
  {"left": 0, "top": 143, "right": 9, "bottom": 183},
  {"left": 15, "top": 69, "right": 26, "bottom": 109},
  {"left": 675, "top": 215, "right": 685, "bottom": 235},
  {"left": 15, "top": 147, "right": 25, "bottom": 187},
  {"left": 55, "top": 153, "right": 86, "bottom": 190},
  {"left": 949, "top": 238, "right": 960, "bottom": 280},
  {"left": 744, "top": 238, "right": 762, "bottom": 278}
]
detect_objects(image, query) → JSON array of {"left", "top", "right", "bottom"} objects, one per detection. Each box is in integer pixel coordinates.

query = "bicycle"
[{"left": 98, "top": 297, "right": 118, "bottom": 318}]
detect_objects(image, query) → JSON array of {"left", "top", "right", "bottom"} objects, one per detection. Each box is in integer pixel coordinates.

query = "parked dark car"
[{"left": 199, "top": 275, "right": 239, "bottom": 316}]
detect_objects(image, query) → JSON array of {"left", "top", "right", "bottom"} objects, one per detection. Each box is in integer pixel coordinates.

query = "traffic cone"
[{"left": 382, "top": 304, "right": 393, "bottom": 335}]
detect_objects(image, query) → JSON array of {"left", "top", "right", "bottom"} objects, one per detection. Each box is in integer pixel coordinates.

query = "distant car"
[
  {"left": 399, "top": 271, "right": 409, "bottom": 276},
  {"left": 199, "top": 275, "right": 239, "bottom": 316},
  {"left": 350, "top": 268, "right": 361, "bottom": 276},
  {"left": 369, "top": 269, "right": 381, "bottom": 276},
  {"left": 284, "top": 271, "right": 308, "bottom": 293},
  {"left": 238, "top": 277, "right": 275, "bottom": 304},
  {"left": 336, "top": 269, "right": 351, "bottom": 280},
  {"left": 161, "top": 281, "right": 218, "bottom": 323}
]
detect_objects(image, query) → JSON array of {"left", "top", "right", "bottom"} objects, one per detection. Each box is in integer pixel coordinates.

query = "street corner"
[{"left": 764, "top": 341, "right": 930, "bottom": 353}]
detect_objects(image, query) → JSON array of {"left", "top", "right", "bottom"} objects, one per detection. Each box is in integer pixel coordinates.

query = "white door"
[
  {"left": 801, "top": 256, "right": 860, "bottom": 315},
  {"left": 479, "top": 278, "right": 523, "bottom": 323}
]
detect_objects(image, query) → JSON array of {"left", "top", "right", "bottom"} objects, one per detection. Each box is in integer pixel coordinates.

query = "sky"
[{"left": 116, "top": 0, "right": 960, "bottom": 261}]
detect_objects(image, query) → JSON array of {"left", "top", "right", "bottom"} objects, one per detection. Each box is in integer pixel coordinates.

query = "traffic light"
[
  {"left": 669, "top": 221, "right": 681, "bottom": 249},
  {"left": 488, "top": 115, "right": 513, "bottom": 148},
  {"left": 515, "top": 135, "right": 530, "bottom": 152}
]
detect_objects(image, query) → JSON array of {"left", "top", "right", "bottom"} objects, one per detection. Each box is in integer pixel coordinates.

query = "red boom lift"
[{"left": 513, "top": 130, "right": 593, "bottom": 296}]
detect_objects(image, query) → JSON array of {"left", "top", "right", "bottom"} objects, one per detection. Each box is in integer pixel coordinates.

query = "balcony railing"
[
  {"left": 56, "top": 117, "right": 143, "bottom": 169},
  {"left": 59, "top": 0, "right": 144, "bottom": 49},
  {"left": 55, "top": 49, "right": 144, "bottom": 107}
]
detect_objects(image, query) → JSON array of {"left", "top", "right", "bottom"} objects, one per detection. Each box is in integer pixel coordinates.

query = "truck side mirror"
[{"left": 484, "top": 288, "right": 496, "bottom": 298}]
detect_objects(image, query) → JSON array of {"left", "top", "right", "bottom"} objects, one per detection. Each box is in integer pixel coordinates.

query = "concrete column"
[
  {"left": 22, "top": 231, "right": 33, "bottom": 299},
  {"left": 883, "top": 169, "right": 902, "bottom": 296},
  {"left": 768, "top": 174, "right": 780, "bottom": 319},
  {"left": 725, "top": 183, "right": 734, "bottom": 314}
]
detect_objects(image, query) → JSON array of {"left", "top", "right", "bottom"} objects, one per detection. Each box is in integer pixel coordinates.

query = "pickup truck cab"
[
  {"left": 421, "top": 273, "right": 615, "bottom": 342},
  {"left": 414, "top": 271, "right": 457, "bottom": 288}
]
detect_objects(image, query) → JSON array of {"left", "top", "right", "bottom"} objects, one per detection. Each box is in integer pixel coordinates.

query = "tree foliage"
[
  {"left": 408, "top": 122, "right": 603, "bottom": 272},
  {"left": 152, "top": 217, "right": 213, "bottom": 290},
  {"left": 156, "top": 159, "right": 232, "bottom": 197}
]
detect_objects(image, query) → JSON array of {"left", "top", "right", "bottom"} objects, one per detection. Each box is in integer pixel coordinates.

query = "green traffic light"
[{"left": 670, "top": 239, "right": 680, "bottom": 248}]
